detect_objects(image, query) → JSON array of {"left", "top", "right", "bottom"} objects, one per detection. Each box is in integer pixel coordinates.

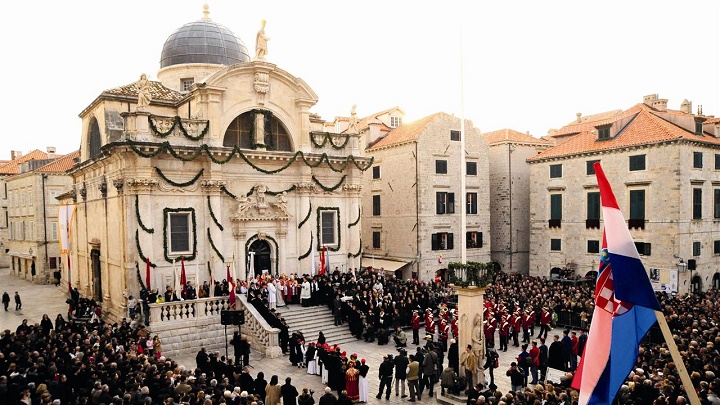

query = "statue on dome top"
[{"left": 255, "top": 20, "right": 269, "bottom": 61}]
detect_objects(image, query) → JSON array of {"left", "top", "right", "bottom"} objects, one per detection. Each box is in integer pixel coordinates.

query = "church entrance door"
[
  {"left": 91, "top": 248, "right": 102, "bottom": 302},
  {"left": 249, "top": 240, "right": 272, "bottom": 277}
]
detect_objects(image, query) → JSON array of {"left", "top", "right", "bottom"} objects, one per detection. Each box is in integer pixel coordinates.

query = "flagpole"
[
  {"left": 654, "top": 311, "right": 701, "bottom": 405},
  {"left": 459, "top": 27, "right": 467, "bottom": 265}
]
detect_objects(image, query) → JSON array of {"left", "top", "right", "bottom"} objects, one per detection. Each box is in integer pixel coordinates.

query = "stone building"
[
  {"left": 4, "top": 150, "right": 77, "bottom": 283},
  {"left": 481, "top": 129, "right": 551, "bottom": 274},
  {"left": 361, "top": 111, "right": 491, "bottom": 281},
  {"left": 65, "top": 8, "right": 371, "bottom": 320},
  {"left": 528, "top": 94, "right": 720, "bottom": 293}
]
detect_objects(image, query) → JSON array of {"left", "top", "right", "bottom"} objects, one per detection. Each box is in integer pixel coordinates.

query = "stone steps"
[{"left": 276, "top": 304, "right": 358, "bottom": 345}]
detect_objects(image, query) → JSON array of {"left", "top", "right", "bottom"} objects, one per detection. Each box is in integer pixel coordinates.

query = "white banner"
[{"left": 58, "top": 204, "right": 77, "bottom": 253}]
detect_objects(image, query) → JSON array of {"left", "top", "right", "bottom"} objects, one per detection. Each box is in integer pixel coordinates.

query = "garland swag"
[
  {"left": 297, "top": 234, "right": 313, "bottom": 260},
  {"left": 136, "top": 195, "right": 155, "bottom": 234},
  {"left": 135, "top": 262, "right": 147, "bottom": 290},
  {"left": 310, "top": 132, "right": 350, "bottom": 149},
  {"left": 348, "top": 205, "right": 361, "bottom": 228},
  {"left": 312, "top": 175, "right": 346, "bottom": 192},
  {"left": 207, "top": 196, "right": 224, "bottom": 231},
  {"left": 154, "top": 167, "right": 204, "bottom": 188},
  {"left": 316, "top": 207, "right": 341, "bottom": 252},
  {"left": 163, "top": 207, "right": 197, "bottom": 263},
  {"left": 245, "top": 184, "right": 297, "bottom": 197},
  {"left": 298, "top": 203, "right": 312, "bottom": 229},
  {"left": 347, "top": 237, "right": 362, "bottom": 258},
  {"left": 447, "top": 261, "right": 494, "bottom": 288},
  {"left": 125, "top": 140, "right": 374, "bottom": 173},
  {"left": 220, "top": 186, "right": 238, "bottom": 199},
  {"left": 135, "top": 230, "right": 157, "bottom": 267},
  {"left": 207, "top": 228, "right": 225, "bottom": 262},
  {"left": 148, "top": 115, "right": 209, "bottom": 141}
]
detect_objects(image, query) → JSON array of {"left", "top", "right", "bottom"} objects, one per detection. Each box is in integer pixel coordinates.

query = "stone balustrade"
[{"left": 147, "top": 295, "right": 281, "bottom": 358}]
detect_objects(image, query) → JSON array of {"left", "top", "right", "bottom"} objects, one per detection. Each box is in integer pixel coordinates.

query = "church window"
[
  {"left": 168, "top": 211, "right": 193, "bottom": 254},
  {"left": 88, "top": 118, "right": 102, "bottom": 158},
  {"left": 181, "top": 78, "right": 194, "bottom": 91},
  {"left": 319, "top": 209, "right": 338, "bottom": 247},
  {"left": 223, "top": 111, "right": 292, "bottom": 151}
]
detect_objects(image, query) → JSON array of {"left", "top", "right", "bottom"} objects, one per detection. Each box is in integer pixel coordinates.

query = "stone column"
[{"left": 456, "top": 286, "right": 486, "bottom": 388}]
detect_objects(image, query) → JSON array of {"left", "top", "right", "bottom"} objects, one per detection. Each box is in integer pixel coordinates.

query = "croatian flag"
[{"left": 572, "top": 162, "right": 660, "bottom": 405}]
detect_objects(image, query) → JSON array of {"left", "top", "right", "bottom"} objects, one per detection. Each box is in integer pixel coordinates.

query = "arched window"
[
  {"left": 88, "top": 118, "right": 102, "bottom": 158},
  {"left": 223, "top": 111, "right": 292, "bottom": 151}
]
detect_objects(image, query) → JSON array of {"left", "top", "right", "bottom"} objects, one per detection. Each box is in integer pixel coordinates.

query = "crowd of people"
[{"left": 2, "top": 267, "right": 720, "bottom": 404}]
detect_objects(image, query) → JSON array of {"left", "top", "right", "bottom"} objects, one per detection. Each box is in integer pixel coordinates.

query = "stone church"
[{"left": 65, "top": 6, "right": 370, "bottom": 320}]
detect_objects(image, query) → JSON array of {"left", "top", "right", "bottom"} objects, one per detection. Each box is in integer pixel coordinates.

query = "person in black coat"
[
  {"left": 548, "top": 335, "right": 565, "bottom": 371},
  {"left": 447, "top": 339, "right": 459, "bottom": 374},
  {"left": 281, "top": 377, "right": 299, "bottom": 405},
  {"left": 337, "top": 390, "right": 353, "bottom": 405},
  {"left": 195, "top": 347, "right": 209, "bottom": 372},
  {"left": 376, "top": 355, "right": 394, "bottom": 400},
  {"left": 319, "top": 387, "right": 337, "bottom": 405},
  {"left": 238, "top": 367, "right": 254, "bottom": 393},
  {"left": 393, "top": 350, "right": 409, "bottom": 398},
  {"left": 253, "top": 371, "right": 268, "bottom": 398}
]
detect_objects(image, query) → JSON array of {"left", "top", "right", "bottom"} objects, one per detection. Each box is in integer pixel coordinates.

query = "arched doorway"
[
  {"left": 713, "top": 273, "right": 720, "bottom": 290},
  {"left": 691, "top": 275, "right": 702, "bottom": 293},
  {"left": 585, "top": 270, "right": 598, "bottom": 280},
  {"left": 91, "top": 248, "right": 102, "bottom": 301},
  {"left": 249, "top": 240, "right": 272, "bottom": 277},
  {"left": 550, "top": 267, "right": 562, "bottom": 280}
]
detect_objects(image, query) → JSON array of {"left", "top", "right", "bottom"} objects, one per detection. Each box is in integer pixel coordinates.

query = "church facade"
[{"left": 65, "top": 9, "right": 370, "bottom": 320}]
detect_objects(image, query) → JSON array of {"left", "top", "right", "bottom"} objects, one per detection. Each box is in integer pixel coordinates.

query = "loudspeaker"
[
  {"left": 221, "top": 310, "right": 245, "bottom": 326},
  {"left": 687, "top": 259, "right": 696, "bottom": 270}
]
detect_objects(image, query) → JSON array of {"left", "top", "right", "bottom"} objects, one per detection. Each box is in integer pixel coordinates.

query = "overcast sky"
[{"left": 4, "top": 0, "right": 719, "bottom": 159}]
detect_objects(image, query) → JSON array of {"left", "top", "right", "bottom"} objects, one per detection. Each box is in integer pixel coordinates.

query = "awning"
[
  {"left": 362, "top": 257, "right": 411, "bottom": 272},
  {"left": 7, "top": 251, "right": 35, "bottom": 259}
]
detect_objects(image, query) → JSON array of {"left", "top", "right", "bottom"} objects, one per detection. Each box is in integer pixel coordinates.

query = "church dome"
[{"left": 160, "top": 7, "right": 250, "bottom": 68}]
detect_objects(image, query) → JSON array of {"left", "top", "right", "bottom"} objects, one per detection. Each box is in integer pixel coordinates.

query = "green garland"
[
  {"left": 148, "top": 115, "right": 209, "bottom": 141},
  {"left": 297, "top": 234, "right": 313, "bottom": 260},
  {"left": 154, "top": 167, "right": 204, "bottom": 188},
  {"left": 447, "top": 261, "right": 494, "bottom": 288},
  {"left": 245, "top": 184, "right": 297, "bottom": 197},
  {"left": 207, "top": 228, "right": 225, "bottom": 262},
  {"left": 347, "top": 238, "right": 362, "bottom": 258},
  {"left": 348, "top": 205, "right": 361, "bottom": 228},
  {"left": 220, "top": 186, "right": 238, "bottom": 199},
  {"left": 310, "top": 132, "right": 351, "bottom": 149},
  {"left": 207, "top": 196, "right": 224, "bottom": 231},
  {"left": 316, "top": 207, "right": 341, "bottom": 252},
  {"left": 136, "top": 195, "right": 155, "bottom": 234},
  {"left": 163, "top": 207, "right": 197, "bottom": 262},
  {"left": 125, "top": 140, "right": 375, "bottom": 173},
  {"left": 135, "top": 230, "right": 157, "bottom": 267},
  {"left": 298, "top": 203, "right": 312, "bottom": 229},
  {"left": 135, "top": 262, "right": 147, "bottom": 291},
  {"left": 312, "top": 175, "right": 346, "bottom": 192}
]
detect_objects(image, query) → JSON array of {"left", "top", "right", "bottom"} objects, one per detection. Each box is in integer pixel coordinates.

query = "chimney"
[
  {"left": 576, "top": 112, "right": 582, "bottom": 123},
  {"left": 643, "top": 94, "right": 659, "bottom": 106},
  {"left": 10, "top": 150, "right": 22, "bottom": 161},
  {"left": 652, "top": 98, "right": 668, "bottom": 112},
  {"left": 46, "top": 147, "right": 56, "bottom": 159},
  {"left": 680, "top": 99, "right": 692, "bottom": 114}
]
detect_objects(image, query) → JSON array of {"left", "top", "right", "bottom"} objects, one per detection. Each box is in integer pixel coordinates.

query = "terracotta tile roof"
[
  {"left": 368, "top": 112, "right": 450, "bottom": 150},
  {"left": 704, "top": 117, "right": 720, "bottom": 125},
  {"left": 528, "top": 103, "right": 720, "bottom": 162},
  {"left": 36, "top": 151, "right": 80, "bottom": 173},
  {"left": 552, "top": 109, "right": 625, "bottom": 137},
  {"left": 482, "top": 129, "right": 551, "bottom": 145},
  {"left": 357, "top": 106, "right": 402, "bottom": 131},
  {"left": 103, "top": 80, "right": 183, "bottom": 103},
  {"left": 0, "top": 150, "right": 49, "bottom": 175}
]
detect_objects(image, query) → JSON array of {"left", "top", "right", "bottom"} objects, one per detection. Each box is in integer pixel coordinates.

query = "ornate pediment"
[{"left": 231, "top": 185, "right": 291, "bottom": 222}]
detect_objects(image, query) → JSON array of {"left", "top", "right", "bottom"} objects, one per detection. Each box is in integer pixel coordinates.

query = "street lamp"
[{"left": 677, "top": 258, "right": 688, "bottom": 293}]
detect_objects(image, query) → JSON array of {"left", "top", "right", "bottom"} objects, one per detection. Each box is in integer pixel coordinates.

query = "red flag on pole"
[
  {"left": 319, "top": 246, "right": 326, "bottom": 275},
  {"left": 145, "top": 257, "right": 151, "bottom": 290},
  {"left": 227, "top": 263, "right": 236, "bottom": 309},
  {"left": 180, "top": 258, "right": 188, "bottom": 298}
]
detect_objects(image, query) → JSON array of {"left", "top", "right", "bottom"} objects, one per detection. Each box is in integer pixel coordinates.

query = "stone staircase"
[{"left": 276, "top": 304, "right": 357, "bottom": 345}]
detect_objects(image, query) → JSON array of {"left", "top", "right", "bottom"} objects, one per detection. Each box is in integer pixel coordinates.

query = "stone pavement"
[
  {"left": 0, "top": 266, "right": 69, "bottom": 332},
  {"left": 0, "top": 266, "right": 572, "bottom": 403}
]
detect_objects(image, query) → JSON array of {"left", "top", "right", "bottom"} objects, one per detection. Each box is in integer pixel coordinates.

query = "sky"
[{"left": 3, "top": 0, "right": 720, "bottom": 159}]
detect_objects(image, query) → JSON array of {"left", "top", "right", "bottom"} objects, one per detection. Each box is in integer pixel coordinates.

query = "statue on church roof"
[
  {"left": 255, "top": 20, "right": 269, "bottom": 61},
  {"left": 137, "top": 74, "right": 152, "bottom": 111},
  {"left": 348, "top": 104, "right": 358, "bottom": 133}
]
